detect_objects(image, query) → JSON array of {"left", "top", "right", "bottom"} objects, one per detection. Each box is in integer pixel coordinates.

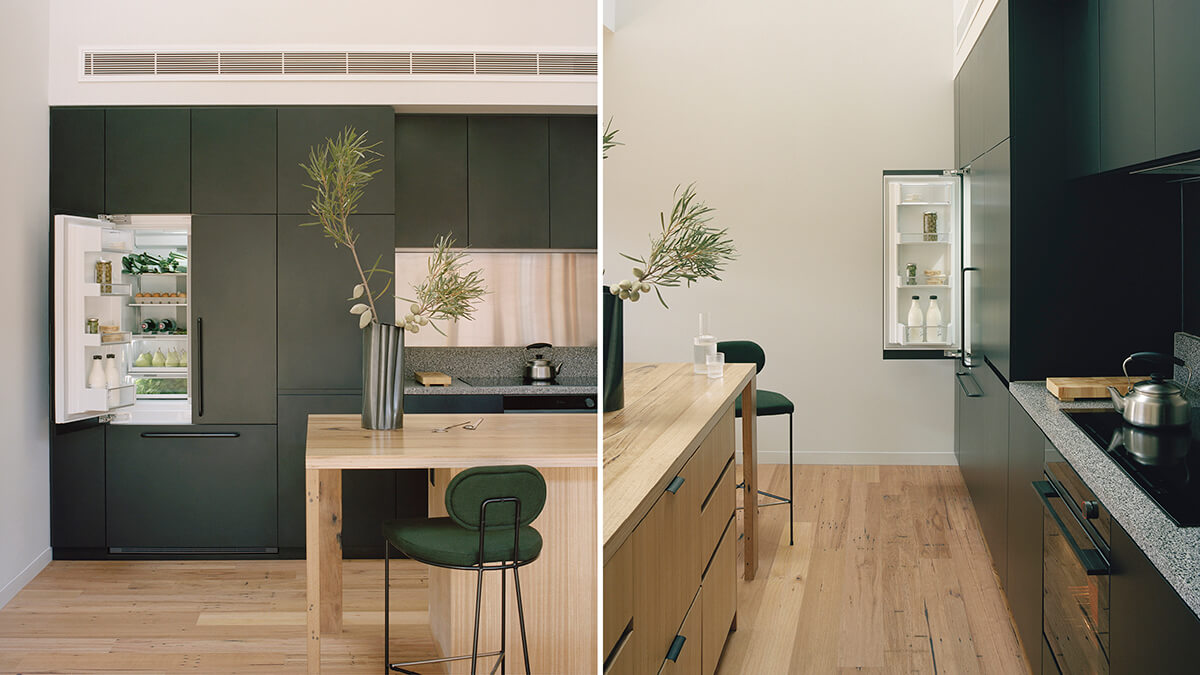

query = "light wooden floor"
[
  {"left": 0, "top": 558, "right": 446, "bottom": 674},
  {"left": 719, "top": 464, "right": 1029, "bottom": 675}
]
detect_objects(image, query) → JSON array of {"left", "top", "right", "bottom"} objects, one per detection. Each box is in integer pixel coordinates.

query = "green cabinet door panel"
[
  {"left": 1007, "top": 397, "right": 1045, "bottom": 674},
  {"left": 50, "top": 108, "right": 105, "bottom": 216},
  {"left": 105, "top": 108, "right": 190, "bottom": 214},
  {"left": 191, "top": 107, "right": 277, "bottom": 214},
  {"left": 1063, "top": 0, "right": 1101, "bottom": 178},
  {"left": 50, "top": 421, "right": 106, "bottom": 549},
  {"left": 277, "top": 106, "right": 395, "bottom": 215},
  {"left": 956, "top": 1, "right": 1009, "bottom": 166},
  {"left": 1154, "top": 0, "right": 1200, "bottom": 158},
  {"left": 467, "top": 116, "right": 550, "bottom": 248},
  {"left": 1099, "top": 0, "right": 1156, "bottom": 170},
  {"left": 277, "top": 214, "right": 394, "bottom": 391},
  {"left": 190, "top": 215, "right": 277, "bottom": 424},
  {"left": 395, "top": 115, "right": 469, "bottom": 247},
  {"left": 549, "top": 116, "right": 598, "bottom": 249}
]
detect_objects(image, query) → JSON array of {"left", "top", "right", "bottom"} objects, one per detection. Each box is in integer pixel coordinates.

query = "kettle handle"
[
  {"left": 1123, "top": 352, "right": 1191, "bottom": 390},
  {"left": 525, "top": 342, "right": 552, "bottom": 350}
]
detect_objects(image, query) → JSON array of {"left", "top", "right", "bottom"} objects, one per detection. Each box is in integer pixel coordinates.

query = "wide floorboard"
[
  {"left": 720, "top": 464, "right": 1029, "bottom": 675},
  {"left": 0, "top": 558, "right": 443, "bottom": 674}
]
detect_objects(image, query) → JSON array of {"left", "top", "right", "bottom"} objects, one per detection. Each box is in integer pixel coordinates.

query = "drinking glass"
[{"left": 706, "top": 352, "right": 725, "bottom": 379}]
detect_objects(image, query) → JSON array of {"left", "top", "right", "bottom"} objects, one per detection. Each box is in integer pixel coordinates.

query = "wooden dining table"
[{"left": 304, "top": 412, "right": 598, "bottom": 674}]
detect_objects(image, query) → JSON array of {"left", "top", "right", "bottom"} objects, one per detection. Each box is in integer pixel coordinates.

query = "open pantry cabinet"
[
  {"left": 54, "top": 214, "right": 191, "bottom": 424},
  {"left": 881, "top": 171, "right": 964, "bottom": 358}
]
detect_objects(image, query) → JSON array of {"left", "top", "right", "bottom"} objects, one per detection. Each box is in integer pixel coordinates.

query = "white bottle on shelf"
[
  {"left": 926, "top": 295, "right": 943, "bottom": 343},
  {"left": 104, "top": 353, "right": 120, "bottom": 388},
  {"left": 693, "top": 312, "right": 717, "bottom": 374},
  {"left": 87, "top": 355, "right": 107, "bottom": 389},
  {"left": 906, "top": 296, "right": 924, "bottom": 343}
]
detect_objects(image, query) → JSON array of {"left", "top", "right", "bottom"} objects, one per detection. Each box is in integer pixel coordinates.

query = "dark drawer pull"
[
  {"left": 1033, "top": 480, "right": 1109, "bottom": 576},
  {"left": 139, "top": 432, "right": 241, "bottom": 438},
  {"left": 666, "top": 475, "right": 686, "bottom": 494},
  {"left": 956, "top": 371, "right": 983, "bottom": 397},
  {"left": 666, "top": 634, "right": 686, "bottom": 662}
]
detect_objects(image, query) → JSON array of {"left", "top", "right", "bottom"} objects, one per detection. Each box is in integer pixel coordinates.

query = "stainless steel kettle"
[
  {"left": 524, "top": 342, "right": 563, "bottom": 382},
  {"left": 1107, "top": 352, "right": 1192, "bottom": 428}
]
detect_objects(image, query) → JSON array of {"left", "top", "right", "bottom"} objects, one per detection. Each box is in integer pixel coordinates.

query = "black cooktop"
[
  {"left": 457, "top": 376, "right": 596, "bottom": 387},
  {"left": 1066, "top": 409, "right": 1200, "bottom": 527}
]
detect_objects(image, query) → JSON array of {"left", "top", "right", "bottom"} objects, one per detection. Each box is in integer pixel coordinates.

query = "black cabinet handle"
[
  {"left": 961, "top": 267, "right": 979, "bottom": 366},
  {"left": 140, "top": 432, "right": 240, "bottom": 438},
  {"left": 195, "top": 317, "right": 204, "bottom": 417},
  {"left": 1033, "top": 481, "right": 1109, "bottom": 576},
  {"left": 666, "top": 475, "right": 685, "bottom": 494},
  {"left": 666, "top": 634, "right": 687, "bottom": 662},
  {"left": 956, "top": 371, "right": 983, "bottom": 398}
]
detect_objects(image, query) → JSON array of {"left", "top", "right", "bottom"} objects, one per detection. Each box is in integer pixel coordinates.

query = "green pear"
[
  {"left": 151, "top": 349, "right": 166, "bottom": 367},
  {"left": 179, "top": 349, "right": 188, "bottom": 367},
  {"left": 165, "top": 349, "right": 180, "bottom": 367},
  {"left": 134, "top": 352, "right": 151, "bottom": 367}
]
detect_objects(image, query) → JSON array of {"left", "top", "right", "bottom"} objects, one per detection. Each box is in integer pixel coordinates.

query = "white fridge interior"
[
  {"left": 882, "top": 173, "right": 962, "bottom": 354},
  {"left": 54, "top": 214, "right": 191, "bottom": 425}
]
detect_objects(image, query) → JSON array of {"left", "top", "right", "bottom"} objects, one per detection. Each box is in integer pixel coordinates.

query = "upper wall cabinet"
[
  {"left": 1154, "top": 0, "right": 1200, "bottom": 159},
  {"left": 1062, "top": 0, "right": 1101, "bottom": 178},
  {"left": 468, "top": 116, "right": 551, "bottom": 248},
  {"left": 192, "top": 108, "right": 277, "bottom": 214},
  {"left": 277, "top": 106, "right": 395, "bottom": 215},
  {"left": 549, "top": 116, "right": 598, "bottom": 249},
  {"left": 50, "top": 108, "right": 105, "bottom": 216},
  {"left": 1099, "top": 0, "right": 1156, "bottom": 171},
  {"left": 395, "top": 115, "right": 468, "bottom": 247},
  {"left": 105, "top": 108, "right": 191, "bottom": 214},
  {"left": 955, "top": 1, "right": 1009, "bottom": 168}
]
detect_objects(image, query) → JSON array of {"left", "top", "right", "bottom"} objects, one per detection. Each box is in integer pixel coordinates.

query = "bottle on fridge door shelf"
[
  {"left": 104, "top": 353, "right": 120, "bottom": 388},
  {"left": 925, "top": 296, "right": 943, "bottom": 343},
  {"left": 693, "top": 312, "right": 717, "bottom": 374},
  {"left": 87, "top": 355, "right": 107, "bottom": 389},
  {"left": 906, "top": 296, "right": 924, "bottom": 343}
]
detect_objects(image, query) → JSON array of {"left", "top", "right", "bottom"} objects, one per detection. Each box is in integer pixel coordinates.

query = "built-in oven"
[{"left": 1037, "top": 446, "right": 1111, "bottom": 674}]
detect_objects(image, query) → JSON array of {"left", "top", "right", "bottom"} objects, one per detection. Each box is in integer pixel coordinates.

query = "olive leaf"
[
  {"left": 358, "top": 309, "right": 373, "bottom": 329},
  {"left": 350, "top": 284, "right": 364, "bottom": 299},
  {"left": 349, "top": 303, "right": 370, "bottom": 315}
]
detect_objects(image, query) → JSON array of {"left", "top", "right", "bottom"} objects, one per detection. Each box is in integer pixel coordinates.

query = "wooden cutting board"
[
  {"left": 1046, "top": 376, "right": 1134, "bottom": 402},
  {"left": 414, "top": 371, "right": 452, "bottom": 386}
]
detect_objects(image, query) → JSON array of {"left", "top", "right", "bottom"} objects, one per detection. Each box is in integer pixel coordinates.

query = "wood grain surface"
[{"left": 1046, "top": 376, "right": 1134, "bottom": 401}]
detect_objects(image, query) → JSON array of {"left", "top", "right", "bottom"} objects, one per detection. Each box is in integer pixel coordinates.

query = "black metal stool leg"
[
  {"left": 788, "top": 412, "right": 794, "bottom": 546},
  {"left": 500, "top": 568, "right": 507, "bottom": 675},
  {"left": 471, "top": 567, "right": 484, "bottom": 675},
  {"left": 513, "top": 566, "right": 532, "bottom": 675},
  {"left": 384, "top": 542, "right": 390, "bottom": 674}
]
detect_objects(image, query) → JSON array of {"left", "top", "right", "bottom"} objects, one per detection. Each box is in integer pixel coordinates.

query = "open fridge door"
[{"left": 881, "top": 171, "right": 963, "bottom": 359}]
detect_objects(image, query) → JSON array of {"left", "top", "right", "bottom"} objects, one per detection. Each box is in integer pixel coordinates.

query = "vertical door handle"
[
  {"left": 195, "top": 317, "right": 204, "bottom": 417},
  {"left": 961, "top": 267, "right": 979, "bottom": 366}
]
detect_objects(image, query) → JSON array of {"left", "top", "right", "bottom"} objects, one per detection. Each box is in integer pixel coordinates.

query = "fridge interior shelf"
[
  {"left": 83, "top": 331, "right": 132, "bottom": 346},
  {"left": 132, "top": 272, "right": 187, "bottom": 277},
  {"left": 132, "top": 333, "right": 188, "bottom": 339},
  {"left": 129, "top": 365, "right": 188, "bottom": 374},
  {"left": 897, "top": 322, "right": 953, "bottom": 346},
  {"left": 83, "top": 282, "right": 131, "bottom": 297},
  {"left": 898, "top": 232, "right": 950, "bottom": 244},
  {"left": 80, "top": 383, "right": 136, "bottom": 411},
  {"left": 898, "top": 282, "right": 952, "bottom": 289},
  {"left": 899, "top": 201, "right": 951, "bottom": 206},
  {"left": 129, "top": 302, "right": 188, "bottom": 307}
]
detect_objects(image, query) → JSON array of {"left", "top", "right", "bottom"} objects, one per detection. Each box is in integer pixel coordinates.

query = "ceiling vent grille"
[{"left": 82, "top": 49, "right": 596, "bottom": 79}]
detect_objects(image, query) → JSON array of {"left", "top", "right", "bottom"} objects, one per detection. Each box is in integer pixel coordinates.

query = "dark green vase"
[{"left": 602, "top": 286, "right": 624, "bottom": 412}]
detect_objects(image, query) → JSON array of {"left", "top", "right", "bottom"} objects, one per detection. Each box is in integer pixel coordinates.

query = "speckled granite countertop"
[
  {"left": 1010, "top": 381, "right": 1200, "bottom": 619},
  {"left": 403, "top": 377, "right": 596, "bottom": 396}
]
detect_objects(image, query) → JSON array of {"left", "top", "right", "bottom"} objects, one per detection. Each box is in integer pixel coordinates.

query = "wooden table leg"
[
  {"left": 741, "top": 374, "right": 759, "bottom": 581},
  {"left": 306, "top": 468, "right": 343, "bottom": 674}
]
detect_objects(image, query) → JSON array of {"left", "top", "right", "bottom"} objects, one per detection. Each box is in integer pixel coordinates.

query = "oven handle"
[{"left": 1034, "top": 480, "right": 1110, "bottom": 576}]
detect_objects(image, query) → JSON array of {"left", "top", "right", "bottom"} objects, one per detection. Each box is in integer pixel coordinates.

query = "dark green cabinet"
[
  {"left": 50, "top": 108, "right": 105, "bottom": 216},
  {"left": 970, "top": 140, "right": 1012, "bottom": 381},
  {"left": 1099, "top": 0, "right": 1156, "bottom": 171},
  {"left": 50, "top": 421, "right": 106, "bottom": 549},
  {"left": 1109, "top": 521, "right": 1200, "bottom": 674},
  {"left": 1007, "top": 398, "right": 1045, "bottom": 673},
  {"left": 1063, "top": 0, "right": 1100, "bottom": 178},
  {"left": 105, "top": 108, "right": 190, "bottom": 214},
  {"left": 549, "top": 116, "right": 598, "bottom": 248},
  {"left": 1154, "top": 0, "right": 1200, "bottom": 159},
  {"left": 191, "top": 107, "right": 277, "bottom": 214},
  {"left": 468, "top": 116, "right": 550, "bottom": 248},
  {"left": 395, "top": 115, "right": 468, "bottom": 247},
  {"left": 191, "top": 215, "right": 277, "bottom": 424},
  {"left": 276, "top": 106, "right": 395, "bottom": 215},
  {"left": 105, "top": 425, "right": 277, "bottom": 550},
  {"left": 956, "top": 1, "right": 1009, "bottom": 167},
  {"left": 955, "top": 364, "right": 1009, "bottom": 585},
  {"left": 276, "top": 214, "right": 393, "bottom": 391}
]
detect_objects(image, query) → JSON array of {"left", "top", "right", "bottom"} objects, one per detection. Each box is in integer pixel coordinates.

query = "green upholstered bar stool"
[
  {"left": 383, "top": 465, "right": 546, "bottom": 675},
  {"left": 716, "top": 340, "right": 795, "bottom": 546}
]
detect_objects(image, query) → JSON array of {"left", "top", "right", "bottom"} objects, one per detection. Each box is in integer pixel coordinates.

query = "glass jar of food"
[
  {"left": 86, "top": 317, "right": 99, "bottom": 334},
  {"left": 95, "top": 259, "right": 113, "bottom": 293}
]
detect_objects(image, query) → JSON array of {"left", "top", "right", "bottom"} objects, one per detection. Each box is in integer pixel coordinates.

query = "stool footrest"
[{"left": 389, "top": 649, "right": 503, "bottom": 673}]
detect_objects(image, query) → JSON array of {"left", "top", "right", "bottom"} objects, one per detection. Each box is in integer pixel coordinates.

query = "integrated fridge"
[
  {"left": 54, "top": 214, "right": 191, "bottom": 425},
  {"left": 881, "top": 170, "right": 967, "bottom": 360}
]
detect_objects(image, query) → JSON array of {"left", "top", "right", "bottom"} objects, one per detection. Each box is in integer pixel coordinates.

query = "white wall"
[
  {"left": 604, "top": 0, "right": 957, "bottom": 464},
  {"left": 0, "top": 0, "right": 51, "bottom": 608},
  {"left": 48, "top": 0, "right": 597, "bottom": 107}
]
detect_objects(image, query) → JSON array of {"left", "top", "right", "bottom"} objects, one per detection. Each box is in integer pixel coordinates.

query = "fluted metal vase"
[
  {"left": 362, "top": 322, "right": 405, "bottom": 430},
  {"left": 602, "top": 286, "right": 624, "bottom": 412}
]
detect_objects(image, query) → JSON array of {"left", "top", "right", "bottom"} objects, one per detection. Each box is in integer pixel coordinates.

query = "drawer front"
[
  {"left": 634, "top": 459, "right": 701, "bottom": 674},
  {"left": 695, "top": 406, "right": 736, "bottom": 497},
  {"left": 105, "top": 425, "right": 278, "bottom": 550},
  {"left": 659, "top": 589, "right": 702, "bottom": 675},
  {"left": 604, "top": 536, "right": 635, "bottom": 659},
  {"left": 700, "top": 456, "right": 735, "bottom": 566},
  {"left": 702, "top": 516, "right": 737, "bottom": 675}
]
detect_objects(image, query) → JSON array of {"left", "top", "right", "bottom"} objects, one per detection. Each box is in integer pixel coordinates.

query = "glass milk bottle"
[
  {"left": 906, "top": 296, "right": 924, "bottom": 343},
  {"left": 87, "top": 355, "right": 107, "bottom": 389},
  {"left": 693, "top": 312, "right": 717, "bottom": 374},
  {"left": 925, "top": 295, "right": 944, "bottom": 343}
]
